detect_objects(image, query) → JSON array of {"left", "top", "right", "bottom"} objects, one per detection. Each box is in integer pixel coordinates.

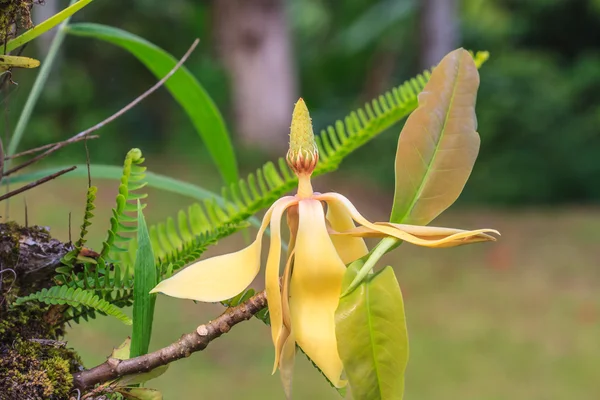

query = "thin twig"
[
  {"left": 3, "top": 135, "right": 99, "bottom": 160},
  {"left": 4, "top": 38, "right": 200, "bottom": 177},
  {"left": 72, "top": 290, "right": 267, "bottom": 390},
  {"left": 3, "top": 71, "right": 11, "bottom": 217},
  {"left": 0, "top": 166, "right": 76, "bottom": 202},
  {"left": 0, "top": 133, "right": 4, "bottom": 184},
  {"left": 84, "top": 135, "right": 91, "bottom": 188}
]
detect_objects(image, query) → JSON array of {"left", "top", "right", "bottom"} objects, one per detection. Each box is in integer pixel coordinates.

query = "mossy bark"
[
  {"left": 0, "top": 0, "right": 36, "bottom": 44},
  {"left": 0, "top": 222, "right": 82, "bottom": 400}
]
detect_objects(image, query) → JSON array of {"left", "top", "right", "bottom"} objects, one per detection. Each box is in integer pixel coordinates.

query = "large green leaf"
[
  {"left": 130, "top": 201, "right": 158, "bottom": 358},
  {"left": 390, "top": 48, "right": 480, "bottom": 225},
  {"left": 66, "top": 23, "right": 238, "bottom": 185},
  {"left": 4, "top": 0, "right": 94, "bottom": 53},
  {"left": 335, "top": 261, "right": 409, "bottom": 400}
]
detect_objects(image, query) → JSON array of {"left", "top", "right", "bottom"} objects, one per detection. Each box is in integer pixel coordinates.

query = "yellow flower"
[{"left": 151, "top": 98, "right": 498, "bottom": 393}]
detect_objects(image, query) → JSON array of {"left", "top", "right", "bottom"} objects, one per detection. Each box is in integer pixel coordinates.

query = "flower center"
[{"left": 287, "top": 98, "right": 319, "bottom": 198}]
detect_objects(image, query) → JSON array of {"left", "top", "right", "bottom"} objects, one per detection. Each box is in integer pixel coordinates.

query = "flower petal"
[
  {"left": 266, "top": 199, "right": 299, "bottom": 374},
  {"left": 273, "top": 249, "right": 295, "bottom": 373},
  {"left": 325, "top": 199, "right": 368, "bottom": 264},
  {"left": 289, "top": 199, "right": 346, "bottom": 387},
  {"left": 279, "top": 329, "right": 296, "bottom": 400},
  {"left": 317, "top": 192, "right": 498, "bottom": 248},
  {"left": 151, "top": 196, "right": 295, "bottom": 302}
]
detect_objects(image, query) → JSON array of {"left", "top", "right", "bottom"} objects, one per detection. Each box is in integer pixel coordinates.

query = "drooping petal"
[
  {"left": 317, "top": 193, "right": 499, "bottom": 248},
  {"left": 266, "top": 198, "right": 299, "bottom": 374},
  {"left": 279, "top": 329, "right": 296, "bottom": 400},
  {"left": 151, "top": 196, "right": 295, "bottom": 302},
  {"left": 289, "top": 199, "right": 346, "bottom": 387},
  {"left": 273, "top": 249, "right": 295, "bottom": 373},
  {"left": 325, "top": 199, "right": 368, "bottom": 264},
  {"left": 277, "top": 249, "right": 297, "bottom": 396}
]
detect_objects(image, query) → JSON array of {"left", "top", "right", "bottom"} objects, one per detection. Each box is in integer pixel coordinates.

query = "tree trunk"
[
  {"left": 213, "top": 0, "right": 297, "bottom": 152},
  {"left": 33, "top": 0, "right": 59, "bottom": 54},
  {"left": 420, "top": 0, "right": 459, "bottom": 69}
]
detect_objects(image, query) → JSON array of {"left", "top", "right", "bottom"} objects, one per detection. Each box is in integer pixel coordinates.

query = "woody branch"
[{"left": 72, "top": 290, "right": 268, "bottom": 390}]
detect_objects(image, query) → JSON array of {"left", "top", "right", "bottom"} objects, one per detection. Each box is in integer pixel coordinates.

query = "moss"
[
  {"left": 0, "top": 302, "right": 65, "bottom": 342},
  {"left": 41, "top": 356, "right": 72, "bottom": 399},
  {"left": 0, "top": 339, "right": 81, "bottom": 399},
  {"left": 0, "top": 1, "right": 37, "bottom": 42}
]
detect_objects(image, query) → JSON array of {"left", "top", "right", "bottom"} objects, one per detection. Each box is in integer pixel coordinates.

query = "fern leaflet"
[{"left": 15, "top": 286, "right": 132, "bottom": 325}]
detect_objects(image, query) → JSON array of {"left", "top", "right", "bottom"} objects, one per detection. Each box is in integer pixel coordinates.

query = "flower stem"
[
  {"left": 296, "top": 174, "right": 313, "bottom": 198},
  {"left": 339, "top": 236, "right": 400, "bottom": 297}
]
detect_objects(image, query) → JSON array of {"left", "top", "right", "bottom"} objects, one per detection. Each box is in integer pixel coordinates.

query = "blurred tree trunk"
[
  {"left": 213, "top": 0, "right": 297, "bottom": 152},
  {"left": 33, "top": 0, "right": 59, "bottom": 54},
  {"left": 420, "top": 0, "right": 459, "bottom": 68}
]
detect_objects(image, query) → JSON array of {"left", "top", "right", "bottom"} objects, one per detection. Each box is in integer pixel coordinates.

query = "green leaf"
[
  {"left": 111, "top": 337, "right": 132, "bottom": 360},
  {"left": 335, "top": 261, "right": 409, "bottom": 400},
  {"left": 130, "top": 201, "right": 158, "bottom": 358},
  {"left": 4, "top": 0, "right": 94, "bottom": 53},
  {"left": 390, "top": 48, "right": 480, "bottom": 225},
  {"left": 119, "top": 387, "right": 163, "bottom": 400},
  {"left": 66, "top": 23, "right": 238, "bottom": 185},
  {"left": 115, "top": 365, "right": 168, "bottom": 388}
]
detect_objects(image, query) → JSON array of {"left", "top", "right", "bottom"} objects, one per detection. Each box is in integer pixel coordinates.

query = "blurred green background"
[{"left": 3, "top": 0, "right": 600, "bottom": 398}]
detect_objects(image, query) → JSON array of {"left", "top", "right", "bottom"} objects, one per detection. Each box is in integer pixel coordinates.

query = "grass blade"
[
  {"left": 130, "top": 200, "right": 157, "bottom": 358},
  {"left": 4, "top": 0, "right": 94, "bottom": 53}
]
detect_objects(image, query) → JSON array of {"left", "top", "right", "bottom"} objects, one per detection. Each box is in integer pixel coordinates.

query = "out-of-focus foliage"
[{"left": 8, "top": 0, "right": 600, "bottom": 205}]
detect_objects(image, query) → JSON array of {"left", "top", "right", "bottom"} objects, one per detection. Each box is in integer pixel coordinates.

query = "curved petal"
[
  {"left": 151, "top": 196, "right": 295, "bottom": 302},
  {"left": 273, "top": 249, "right": 295, "bottom": 373},
  {"left": 317, "top": 192, "right": 498, "bottom": 248},
  {"left": 266, "top": 198, "right": 299, "bottom": 374},
  {"left": 325, "top": 199, "right": 368, "bottom": 264},
  {"left": 279, "top": 329, "right": 296, "bottom": 400},
  {"left": 289, "top": 199, "right": 346, "bottom": 387}
]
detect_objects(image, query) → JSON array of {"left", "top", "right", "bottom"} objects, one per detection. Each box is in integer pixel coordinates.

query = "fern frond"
[
  {"left": 15, "top": 286, "right": 132, "bottom": 325},
  {"left": 57, "top": 149, "right": 148, "bottom": 305},
  {"left": 62, "top": 223, "right": 239, "bottom": 324},
  {"left": 100, "top": 148, "right": 147, "bottom": 261},
  {"left": 77, "top": 186, "right": 98, "bottom": 248},
  {"left": 176, "top": 53, "right": 489, "bottom": 239},
  {"left": 59, "top": 186, "right": 98, "bottom": 271}
]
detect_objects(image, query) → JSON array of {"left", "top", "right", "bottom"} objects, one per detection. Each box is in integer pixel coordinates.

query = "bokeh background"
[{"left": 3, "top": 0, "right": 600, "bottom": 398}]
